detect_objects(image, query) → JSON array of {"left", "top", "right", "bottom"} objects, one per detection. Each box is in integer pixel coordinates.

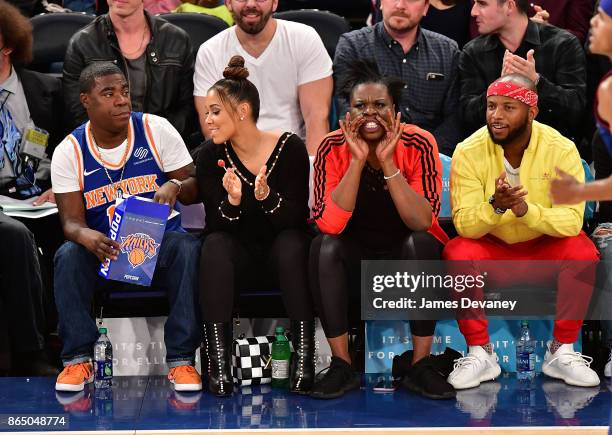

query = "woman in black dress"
[{"left": 196, "top": 56, "right": 315, "bottom": 397}]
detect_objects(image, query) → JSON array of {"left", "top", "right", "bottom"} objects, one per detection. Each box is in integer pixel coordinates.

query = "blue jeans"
[
  {"left": 54, "top": 231, "right": 202, "bottom": 367},
  {"left": 592, "top": 223, "right": 612, "bottom": 347}
]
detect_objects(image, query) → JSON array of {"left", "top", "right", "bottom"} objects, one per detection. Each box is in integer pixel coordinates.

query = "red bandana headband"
[{"left": 486, "top": 81, "right": 539, "bottom": 107}]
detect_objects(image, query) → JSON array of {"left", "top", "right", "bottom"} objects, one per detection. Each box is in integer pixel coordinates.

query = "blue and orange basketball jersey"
[{"left": 66, "top": 112, "right": 183, "bottom": 235}]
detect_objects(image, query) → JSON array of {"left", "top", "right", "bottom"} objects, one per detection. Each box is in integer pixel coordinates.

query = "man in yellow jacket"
[{"left": 443, "top": 74, "right": 600, "bottom": 390}]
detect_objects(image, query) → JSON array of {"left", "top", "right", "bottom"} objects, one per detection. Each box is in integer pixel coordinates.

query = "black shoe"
[
  {"left": 289, "top": 320, "right": 315, "bottom": 394},
  {"left": 203, "top": 322, "right": 233, "bottom": 397},
  {"left": 401, "top": 356, "right": 455, "bottom": 400},
  {"left": 310, "top": 356, "right": 360, "bottom": 399},
  {"left": 429, "top": 347, "right": 463, "bottom": 378},
  {"left": 392, "top": 350, "right": 413, "bottom": 379}
]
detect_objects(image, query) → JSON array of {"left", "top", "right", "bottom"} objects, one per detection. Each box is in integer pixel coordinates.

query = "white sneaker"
[
  {"left": 542, "top": 341, "right": 600, "bottom": 387},
  {"left": 605, "top": 349, "right": 611, "bottom": 378},
  {"left": 455, "top": 381, "right": 502, "bottom": 419},
  {"left": 447, "top": 346, "right": 501, "bottom": 390},
  {"left": 542, "top": 380, "right": 600, "bottom": 419}
]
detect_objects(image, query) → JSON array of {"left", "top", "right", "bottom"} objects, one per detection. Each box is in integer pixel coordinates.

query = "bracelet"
[
  {"left": 219, "top": 201, "right": 241, "bottom": 221},
  {"left": 383, "top": 169, "right": 401, "bottom": 180},
  {"left": 168, "top": 178, "right": 182, "bottom": 194}
]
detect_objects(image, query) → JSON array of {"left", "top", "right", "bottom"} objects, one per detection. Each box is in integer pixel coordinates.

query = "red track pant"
[{"left": 442, "top": 232, "right": 599, "bottom": 345}]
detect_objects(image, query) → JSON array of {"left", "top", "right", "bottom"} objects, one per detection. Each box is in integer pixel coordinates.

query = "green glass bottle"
[{"left": 271, "top": 326, "right": 290, "bottom": 389}]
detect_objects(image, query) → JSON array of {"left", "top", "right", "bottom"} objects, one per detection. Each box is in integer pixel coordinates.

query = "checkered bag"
[{"left": 232, "top": 336, "right": 275, "bottom": 386}]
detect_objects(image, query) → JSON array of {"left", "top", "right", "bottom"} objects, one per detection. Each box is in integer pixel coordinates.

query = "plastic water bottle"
[
  {"left": 516, "top": 320, "right": 535, "bottom": 380},
  {"left": 271, "top": 326, "right": 290, "bottom": 389},
  {"left": 94, "top": 327, "right": 113, "bottom": 388}
]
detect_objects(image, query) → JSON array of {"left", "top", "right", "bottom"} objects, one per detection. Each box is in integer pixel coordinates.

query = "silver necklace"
[{"left": 93, "top": 138, "right": 127, "bottom": 200}]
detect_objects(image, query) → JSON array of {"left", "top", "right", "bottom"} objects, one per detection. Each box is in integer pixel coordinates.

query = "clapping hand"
[
  {"left": 222, "top": 167, "right": 242, "bottom": 206},
  {"left": 531, "top": 5, "right": 550, "bottom": 24},
  {"left": 254, "top": 165, "right": 270, "bottom": 201},
  {"left": 501, "top": 49, "right": 538, "bottom": 83},
  {"left": 492, "top": 171, "right": 528, "bottom": 216}
]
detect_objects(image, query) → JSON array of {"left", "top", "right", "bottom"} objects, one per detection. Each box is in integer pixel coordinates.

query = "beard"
[
  {"left": 486, "top": 114, "right": 530, "bottom": 146},
  {"left": 383, "top": 14, "right": 419, "bottom": 33},
  {"left": 231, "top": 7, "right": 274, "bottom": 35}
]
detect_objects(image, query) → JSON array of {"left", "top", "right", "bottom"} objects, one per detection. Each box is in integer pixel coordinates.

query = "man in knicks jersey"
[{"left": 51, "top": 63, "right": 202, "bottom": 393}]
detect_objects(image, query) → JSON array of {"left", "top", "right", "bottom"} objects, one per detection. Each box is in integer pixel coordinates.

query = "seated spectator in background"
[
  {"left": 444, "top": 74, "right": 599, "bottom": 390},
  {"left": 63, "top": 0, "right": 196, "bottom": 141},
  {"left": 52, "top": 63, "right": 201, "bottom": 392},
  {"left": 0, "top": 0, "right": 65, "bottom": 201},
  {"left": 422, "top": 0, "right": 471, "bottom": 49},
  {"left": 194, "top": 0, "right": 333, "bottom": 156},
  {"left": 194, "top": 56, "right": 315, "bottom": 397},
  {"left": 461, "top": 0, "right": 586, "bottom": 143},
  {"left": 334, "top": 0, "right": 461, "bottom": 156},
  {"left": 0, "top": 3, "right": 65, "bottom": 375},
  {"left": 0, "top": 209, "right": 57, "bottom": 376},
  {"left": 468, "top": 0, "right": 594, "bottom": 45},
  {"left": 310, "top": 60, "right": 451, "bottom": 400},
  {"left": 174, "top": 0, "right": 234, "bottom": 26}
]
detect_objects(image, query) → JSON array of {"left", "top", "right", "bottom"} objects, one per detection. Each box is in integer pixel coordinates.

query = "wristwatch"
[
  {"left": 488, "top": 194, "right": 506, "bottom": 215},
  {"left": 168, "top": 178, "right": 183, "bottom": 194}
]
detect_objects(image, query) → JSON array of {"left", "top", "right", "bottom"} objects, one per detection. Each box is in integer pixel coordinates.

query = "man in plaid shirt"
[{"left": 334, "top": 0, "right": 461, "bottom": 156}]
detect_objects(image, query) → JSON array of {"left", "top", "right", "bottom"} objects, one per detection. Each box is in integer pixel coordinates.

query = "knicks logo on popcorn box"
[{"left": 99, "top": 195, "right": 170, "bottom": 286}]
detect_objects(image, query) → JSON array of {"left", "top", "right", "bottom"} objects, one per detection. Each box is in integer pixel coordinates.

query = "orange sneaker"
[
  {"left": 55, "top": 362, "right": 94, "bottom": 392},
  {"left": 168, "top": 365, "right": 202, "bottom": 392}
]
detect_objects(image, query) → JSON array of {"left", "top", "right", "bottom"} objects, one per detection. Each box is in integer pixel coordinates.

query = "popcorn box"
[{"left": 99, "top": 196, "right": 169, "bottom": 286}]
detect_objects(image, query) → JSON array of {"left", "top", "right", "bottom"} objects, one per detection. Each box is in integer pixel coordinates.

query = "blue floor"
[{"left": 0, "top": 374, "right": 610, "bottom": 432}]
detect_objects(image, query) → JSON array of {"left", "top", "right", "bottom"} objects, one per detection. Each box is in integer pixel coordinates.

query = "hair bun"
[{"left": 223, "top": 55, "right": 249, "bottom": 80}]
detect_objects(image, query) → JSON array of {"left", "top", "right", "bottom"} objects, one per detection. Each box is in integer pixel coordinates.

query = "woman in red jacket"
[{"left": 309, "top": 60, "right": 451, "bottom": 400}]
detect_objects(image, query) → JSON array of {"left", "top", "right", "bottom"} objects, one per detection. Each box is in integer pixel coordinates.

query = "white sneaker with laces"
[
  {"left": 447, "top": 345, "right": 501, "bottom": 390},
  {"left": 542, "top": 341, "right": 600, "bottom": 387},
  {"left": 604, "top": 349, "right": 611, "bottom": 378}
]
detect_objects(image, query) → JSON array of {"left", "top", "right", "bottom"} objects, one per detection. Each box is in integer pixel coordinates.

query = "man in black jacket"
[
  {"left": 62, "top": 0, "right": 195, "bottom": 141},
  {"left": 0, "top": 0, "right": 61, "bottom": 376},
  {"left": 460, "top": 0, "right": 586, "bottom": 143}
]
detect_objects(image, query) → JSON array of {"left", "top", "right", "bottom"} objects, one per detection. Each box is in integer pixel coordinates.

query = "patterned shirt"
[
  {"left": 460, "top": 19, "right": 586, "bottom": 142},
  {"left": 333, "top": 23, "right": 461, "bottom": 156}
]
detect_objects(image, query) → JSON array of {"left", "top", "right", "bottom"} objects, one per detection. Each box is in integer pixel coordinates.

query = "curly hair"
[
  {"left": 339, "top": 58, "right": 404, "bottom": 110},
  {"left": 0, "top": 0, "right": 33, "bottom": 65}
]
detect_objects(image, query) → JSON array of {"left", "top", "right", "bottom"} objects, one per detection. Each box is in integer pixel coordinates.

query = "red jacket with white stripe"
[{"left": 311, "top": 124, "right": 448, "bottom": 244}]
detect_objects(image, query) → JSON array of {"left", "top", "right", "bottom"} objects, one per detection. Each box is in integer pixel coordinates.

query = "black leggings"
[
  {"left": 309, "top": 231, "right": 443, "bottom": 338},
  {"left": 199, "top": 230, "right": 314, "bottom": 322}
]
